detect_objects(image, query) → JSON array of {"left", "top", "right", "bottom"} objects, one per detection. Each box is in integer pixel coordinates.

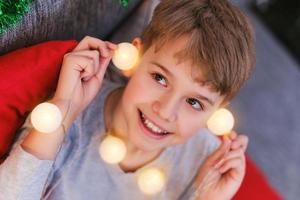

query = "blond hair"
[{"left": 141, "top": 0, "right": 256, "bottom": 103}]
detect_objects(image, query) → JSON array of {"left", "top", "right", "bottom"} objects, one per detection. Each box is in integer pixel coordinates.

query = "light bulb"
[
  {"left": 112, "top": 42, "right": 138, "bottom": 71},
  {"left": 207, "top": 108, "right": 234, "bottom": 136},
  {"left": 99, "top": 135, "right": 127, "bottom": 164},
  {"left": 31, "top": 102, "right": 62, "bottom": 133},
  {"left": 137, "top": 167, "right": 166, "bottom": 195}
]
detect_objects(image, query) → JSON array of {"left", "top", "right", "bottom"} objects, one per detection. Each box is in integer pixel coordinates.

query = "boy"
[{"left": 0, "top": 0, "right": 255, "bottom": 199}]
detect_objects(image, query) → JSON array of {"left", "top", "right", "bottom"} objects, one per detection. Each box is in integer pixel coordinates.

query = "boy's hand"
[
  {"left": 193, "top": 131, "right": 248, "bottom": 200},
  {"left": 52, "top": 36, "right": 117, "bottom": 123}
]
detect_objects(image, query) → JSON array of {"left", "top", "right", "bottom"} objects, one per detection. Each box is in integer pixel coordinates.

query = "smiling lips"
[{"left": 139, "top": 109, "right": 172, "bottom": 137}]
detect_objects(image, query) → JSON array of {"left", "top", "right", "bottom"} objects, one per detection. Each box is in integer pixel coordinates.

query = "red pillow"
[
  {"left": 0, "top": 40, "right": 78, "bottom": 163},
  {"left": 233, "top": 156, "right": 282, "bottom": 200}
]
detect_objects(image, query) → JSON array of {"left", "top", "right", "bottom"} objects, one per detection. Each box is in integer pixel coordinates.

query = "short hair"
[{"left": 141, "top": 0, "right": 256, "bottom": 103}]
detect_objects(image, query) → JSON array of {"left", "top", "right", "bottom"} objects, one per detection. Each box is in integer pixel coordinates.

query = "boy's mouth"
[{"left": 138, "top": 109, "right": 172, "bottom": 139}]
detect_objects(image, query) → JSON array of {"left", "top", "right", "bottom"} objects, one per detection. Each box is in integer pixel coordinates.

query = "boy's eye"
[
  {"left": 186, "top": 98, "right": 204, "bottom": 111},
  {"left": 151, "top": 73, "right": 167, "bottom": 86}
]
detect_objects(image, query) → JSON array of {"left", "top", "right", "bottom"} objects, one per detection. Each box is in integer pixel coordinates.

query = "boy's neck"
[{"left": 104, "top": 87, "right": 163, "bottom": 173}]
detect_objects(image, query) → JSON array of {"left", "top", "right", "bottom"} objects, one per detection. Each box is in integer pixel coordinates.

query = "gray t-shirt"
[{"left": 0, "top": 79, "right": 220, "bottom": 200}]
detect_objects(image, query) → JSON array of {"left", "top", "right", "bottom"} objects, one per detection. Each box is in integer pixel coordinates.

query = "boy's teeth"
[
  {"left": 145, "top": 119, "right": 162, "bottom": 133},
  {"left": 141, "top": 113, "right": 168, "bottom": 134}
]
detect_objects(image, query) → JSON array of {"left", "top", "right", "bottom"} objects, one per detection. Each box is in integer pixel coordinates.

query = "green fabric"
[{"left": 0, "top": 0, "right": 33, "bottom": 35}]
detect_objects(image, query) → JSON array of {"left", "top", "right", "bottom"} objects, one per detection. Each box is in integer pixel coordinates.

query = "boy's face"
[{"left": 116, "top": 36, "right": 224, "bottom": 152}]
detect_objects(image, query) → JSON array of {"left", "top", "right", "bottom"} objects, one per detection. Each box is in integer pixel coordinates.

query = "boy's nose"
[{"left": 152, "top": 96, "right": 178, "bottom": 122}]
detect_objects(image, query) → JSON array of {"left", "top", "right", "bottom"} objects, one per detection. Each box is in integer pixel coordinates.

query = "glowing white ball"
[
  {"left": 137, "top": 167, "right": 166, "bottom": 195},
  {"left": 99, "top": 135, "right": 127, "bottom": 164},
  {"left": 31, "top": 102, "right": 63, "bottom": 133},
  {"left": 207, "top": 108, "right": 235, "bottom": 136},
  {"left": 112, "top": 42, "right": 138, "bottom": 70}
]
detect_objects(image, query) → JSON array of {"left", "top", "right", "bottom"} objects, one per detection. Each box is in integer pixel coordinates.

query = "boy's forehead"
[
  {"left": 151, "top": 35, "right": 189, "bottom": 57},
  {"left": 148, "top": 36, "right": 208, "bottom": 84}
]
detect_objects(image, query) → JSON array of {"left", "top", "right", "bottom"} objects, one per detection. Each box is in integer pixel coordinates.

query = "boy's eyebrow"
[
  {"left": 150, "top": 61, "right": 215, "bottom": 106},
  {"left": 150, "top": 61, "right": 173, "bottom": 77},
  {"left": 195, "top": 94, "right": 214, "bottom": 106}
]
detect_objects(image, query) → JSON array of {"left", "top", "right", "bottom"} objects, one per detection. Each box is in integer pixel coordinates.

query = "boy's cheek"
[
  {"left": 123, "top": 75, "right": 151, "bottom": 104},
  {"left": 171, "top": 127, "right": 202, "bottom": 145},
  {"left": 177, "top": 117, "right": 207, "bottom": 137},
  {"left": 127, "top": 74, "right": 157, "bottom": 97}
]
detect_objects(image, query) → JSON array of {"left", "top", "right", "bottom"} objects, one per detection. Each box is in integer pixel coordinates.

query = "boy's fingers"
[
  {"left": 229, "top": 131, "right": 237, "bottom": 140},
  {"left": 71, "top": 50, "right": 100, "bottom": 66},
  {"left": 105, "top": 41, "right": 118, "bottom": 50},
  {"left": 222, "top": 148, "right": 244, "bottom": 162},
  {"left": 99, "top": 45, "right": 113, "bottom": 58},
  {"left": 74, "top": 36, "right": 112, "bottom": 58},
  {"left": 208, "top": 136, "right": 231, "bottom": 167},
  {"left": 55, "top": 54, "right": 96, "bottom": 100},
  {"left": 219, "top": 156, "right": 245, "bottom": 174},
  {"left": 231, "top": 135, "right": 248, "bottom": 152},
  {"left": 95, "top": 55, "right": 111, "bottom": 82},
  {"left": 74, "top": 36, "right": 103, "bottom": 51},
  {"left": 69, "top": 50, "right": 101, "bottom": 80}
]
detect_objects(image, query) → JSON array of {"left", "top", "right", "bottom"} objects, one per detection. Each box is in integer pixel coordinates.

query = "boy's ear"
[
  {"left": 132, "top": 37, "right": 142, "bottom": 52},
  {"left": 221, "top": 100, "right": 230, "bottom": 108}
]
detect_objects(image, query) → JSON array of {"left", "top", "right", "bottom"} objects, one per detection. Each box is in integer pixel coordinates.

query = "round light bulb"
[
  {"left": 207, "top": 108, "right": 235, "bottom": 136},
  {"left": 112, "top": 42, "right": 138, "bottom": 71},
  {"left": 99, "top": 135, "right": 127, "bottom": 164},
  {"left": 137, "top": 167, "right": 166, "bottom": 195},
  {"left": 31, "top": 102, "right": 63, "bottom": 133}
]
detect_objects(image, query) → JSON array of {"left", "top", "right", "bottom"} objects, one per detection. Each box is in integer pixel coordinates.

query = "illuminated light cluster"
[
  {"left": 99, "top": 135, "right": 127, "bottom": 164},
  {"left": 207, "top": 108, "right": 235, "bottom": 136},
  {"left": 31, "top": 102, "right": 62, "bottom": 133},
  {"left": 137, "top": 167, "right": 166, "bottom": 195},
  {"left": 112, "top": 42, "right": 139, "bottom": 71}
]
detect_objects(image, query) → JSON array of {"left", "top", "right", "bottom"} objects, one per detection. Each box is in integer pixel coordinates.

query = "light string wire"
[{"left": 40, "top": 98, "right": 74, "bottom": 198}]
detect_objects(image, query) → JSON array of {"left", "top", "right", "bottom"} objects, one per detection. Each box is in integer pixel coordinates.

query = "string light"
[
  {"left": 112, "top": 42, "right": 138, "bottom": 71},
  {"left": 31, "top": 102, "right": 62, "bottom": 133},
  {"left": 30, "top": 104, "right": 235, "bottom": 196},
  {"left": 207, "top": 108, "right": 234, "bottom": 136},
  {"left": 99, "top": 135, "right": 127, "bottom": 164},
  {"left": 137, "top": 167, "right": 166, "bottom": 195}
]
